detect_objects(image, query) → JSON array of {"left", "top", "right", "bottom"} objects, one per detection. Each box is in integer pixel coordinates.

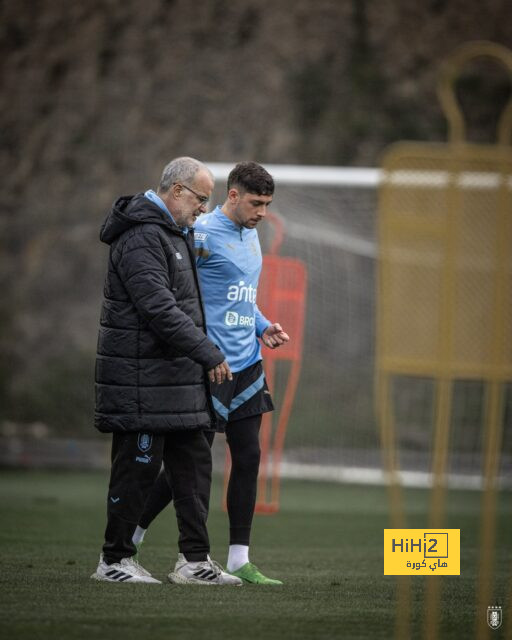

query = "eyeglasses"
[{"left": 175, "top": 183, "right": 209, "bottom": 206}]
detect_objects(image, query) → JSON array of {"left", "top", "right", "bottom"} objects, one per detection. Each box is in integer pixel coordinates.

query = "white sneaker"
[
  {"left": 132, "top": 545, "right": 152, "bottom": 578},
  {"left": 91, "top": 553, "right": 161, "bottom": 583},
  {"left": 168, "top": 553, "right": 243, "bottom": 586}
]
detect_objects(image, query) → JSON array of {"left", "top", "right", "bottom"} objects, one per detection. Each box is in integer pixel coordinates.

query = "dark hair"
[{"left": 227, "top": 161, "right": 274, "bottom": 196}]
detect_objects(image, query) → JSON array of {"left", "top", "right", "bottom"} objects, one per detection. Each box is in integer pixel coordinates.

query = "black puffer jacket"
[{"left": 95, "top": 194, "right": 225, "bottom": 433}]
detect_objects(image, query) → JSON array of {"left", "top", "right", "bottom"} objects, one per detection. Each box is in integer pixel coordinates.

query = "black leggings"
[{"left": 139, "top": 414, "right": 261, "bottom": 546}]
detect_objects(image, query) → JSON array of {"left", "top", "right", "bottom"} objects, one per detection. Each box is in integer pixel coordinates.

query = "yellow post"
[
  {"left": 376, "top": 40, "right": 512, "bottom": 640},
  {"left": 476, "top": 381, "right": 505, "bottom": 640},
  {"left": 376, "top": 371, "right": 411, "bottom": 640}
]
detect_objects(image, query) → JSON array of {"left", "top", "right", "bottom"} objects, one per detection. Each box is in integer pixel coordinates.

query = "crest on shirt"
[{"left": 137, "top": 433, "right": 153, "bottom": 453}]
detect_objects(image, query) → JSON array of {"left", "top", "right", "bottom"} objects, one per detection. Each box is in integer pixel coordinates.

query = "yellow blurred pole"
[
  {"left": 376, "top": 372, "right": 411, "bottom": 640},
  {"left": 429, "top": 378, "right": 454, "bottom": 526},
  {"left": 424, "top": 377, "right": 453, "bottom": 640},
  {"left": 475, "top": 157, "right": 509, "bottom": 640},
  {"left": 377, "top": 373, "right": 405, "bottom": 527},
  {"left": 475, "top": 381, "right": 505, "bottom": 640},
  {"left": 376, "top": 187, "right": 412, "bottom": 640},
  {"left": 424, "top": 151, "right": 460, "bottom": 640}
]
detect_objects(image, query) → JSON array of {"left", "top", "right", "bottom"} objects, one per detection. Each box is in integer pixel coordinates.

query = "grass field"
[{"left": 0, "top": 470, "right": 511, "bottom": 640}]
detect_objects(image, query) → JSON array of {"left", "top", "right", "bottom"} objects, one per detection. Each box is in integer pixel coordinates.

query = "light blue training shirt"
[{"left": 194, "top": 206, "right": 271, "bottom": 373}]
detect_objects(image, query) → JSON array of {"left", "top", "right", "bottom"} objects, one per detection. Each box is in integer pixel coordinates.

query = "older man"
[{"left": 92, "top": 157, "right": 241, "bottom": 585}]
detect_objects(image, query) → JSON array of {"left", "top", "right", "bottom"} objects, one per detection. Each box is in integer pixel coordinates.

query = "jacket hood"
[{"left": 100, "top": 193, "right": 179, "bottom": 245}]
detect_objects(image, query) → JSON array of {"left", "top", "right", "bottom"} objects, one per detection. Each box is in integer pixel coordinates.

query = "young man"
[
  {"left": 92, "top": 156, "right": 241, "bottom": 586},
  {"left": 134, "top": 162, "right": 289, "bottom": 585}
]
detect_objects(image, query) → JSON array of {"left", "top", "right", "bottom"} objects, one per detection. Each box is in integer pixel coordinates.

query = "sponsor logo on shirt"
[
  {"left": 225, "top": 311, "right": 239, "bottom": 326},
  {"left": 224, "top": 311, "right": 255, "bottom": 327},
  {"left": 227, "top": 281, "right": 257, "bottom": 303}
]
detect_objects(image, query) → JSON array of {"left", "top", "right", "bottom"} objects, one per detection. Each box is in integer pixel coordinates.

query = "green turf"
[{"left": 0, "top": 470, "right": 510, "bottom": 639}]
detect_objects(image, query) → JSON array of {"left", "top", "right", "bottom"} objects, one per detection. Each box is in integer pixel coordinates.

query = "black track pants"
[{"left": 102, "top": 429, "right": 212, "bottom": 563}]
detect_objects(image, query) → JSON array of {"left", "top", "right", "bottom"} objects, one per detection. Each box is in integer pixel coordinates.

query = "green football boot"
[{"left": 229, "top": 562, "right": 283, "bottom": 585}]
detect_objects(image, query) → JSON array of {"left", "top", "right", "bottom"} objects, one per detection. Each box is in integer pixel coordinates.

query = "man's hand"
[
  {"left": 261, "top": 323, "right": 290, "bottom": 349},
  {"left": 208, "top": 360, "right": 233, "bottom": 384}
]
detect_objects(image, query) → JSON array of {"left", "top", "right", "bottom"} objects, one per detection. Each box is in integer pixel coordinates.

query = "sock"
[
  {"left": 132, "top": 525, "right": 146, "bottom": 545},
  {"left": 227, "top": 545, "right": 250, "bottom": 572}
]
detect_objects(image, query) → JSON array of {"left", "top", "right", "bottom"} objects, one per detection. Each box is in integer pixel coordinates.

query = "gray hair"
[{"left": 158, "top": 157, "right": 213, "bottom": 192}]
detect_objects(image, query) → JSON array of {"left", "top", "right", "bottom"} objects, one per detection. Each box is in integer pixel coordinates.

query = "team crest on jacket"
[
  {"left": 137, "top": 433, "right": 153, "bottom": 453},
  {"left": 487, "top": 606, "right": 502, "bottom": 629}
]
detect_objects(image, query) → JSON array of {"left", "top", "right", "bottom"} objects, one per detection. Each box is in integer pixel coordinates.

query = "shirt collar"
[
  {"left": 144, "top": 189, "right": 188, "bottom": 234},
  {"left": 214, "top": 205, "right": 244, "bottom": 232}
]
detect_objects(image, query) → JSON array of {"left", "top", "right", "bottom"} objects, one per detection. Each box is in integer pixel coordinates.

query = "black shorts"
[{"left": 210, "top": 360, "right": 274, "bottom": 431}]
